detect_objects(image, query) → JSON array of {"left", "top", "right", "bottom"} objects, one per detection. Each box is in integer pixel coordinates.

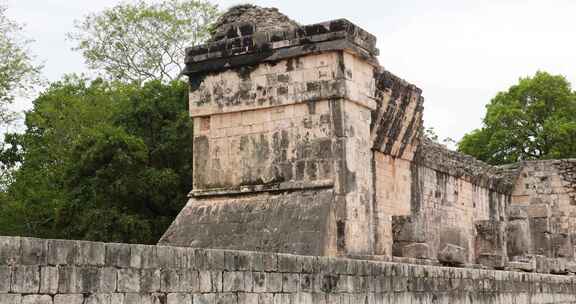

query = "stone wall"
[
  {"left": 509, "top": 160, "right": 576, "bottom": 260},
  {"left": 3, "top": 236, "right": 576, "bottom": 304}
]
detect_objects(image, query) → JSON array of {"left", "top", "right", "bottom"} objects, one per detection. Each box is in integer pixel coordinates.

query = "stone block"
[
  {"left": 251, "top": 271, "right": 265, "bottom": 293},
  {"left": 47, "top": 239, "right": 76, "bottom": 266},
  {"left": 566, "top": 261, "right": 576, "bottom": 273},
  {"left": 141, "top": 269, "right": 161, "bottom": 292},
  {"left": 223, "top": 271, "right": 244, "bottom": 292},
  {"left": 161, "top": 269, "right": 194, "bottom": 292},
  {"left": 282, "top": 273, "right": 299, "bottom": 292},
  {"left": 217, "top": 293, "right": 237, "bottom": 304},
  {"left": 157, "top": 246, "right": 177, "bottom": 268},
  {"left": 526, "top": 204, "right": 551, "bottom": 218},
  {"left": 243, "top": 272, "right": 253, "bottom": 292},
  {"left": 99, "top": 267, "right": 117, "bottom": 292},
  {"left": 505, "top": 261, "right": 534, "bottom": 272},
  {"left": 0, "top": 294, "right": 21, "bottom": 304},
  {"left": 224, "top": 251, "right": 251, "bottom": 271},
  {"left": 85, "top": 294, "right": 111, "bottom": 304},
  {"left": 130, "top": 244, "right": 157, "bottom": 268},
  {"left": 0, "top": 237, "right": 21, "bottom": 265},
  {"left": 11, "top": 266, "right": 39, "bottom": 293},
  {"left": 211, "top": 271, "right": 223, "bottom": 292},
  {"left": 105, "top": 243, "right": 131, "bottom": 268},
  {"left": 507, "top": 219, "right": 532, "bottom": 258},
  {"left": 266, "top": 272, "right": 282, "bottom": 292},
  {"left": 57, "top": 266, "right": 78, "bottom": 293},
  {"left": 475, "top": 220, "right": 507, "bottom": 257},
  {"left": 21, "top": 238, "right": 47, "bottom": 265},
  {"left": 535, "top": 256, "right": 554, "bottom": 274},
  {"left": 199, "top": 270, "right": 212, "bottom": 292},
  {"left": 278, "top": 253, "right": 300, "bottom": 273},
  {"left": 258, "top": 294, "right": 273, "bottom": 304},
  {"left": 124, "top": 293, "right": 154, "bottom": 304},
  {"left": 22, "top": 295, "right": 52, "bottom": 304},
  {"left": 299, "top": 273, "right": 315, "bottom": 292},
  {"left": 54, "top": 294, "right": 83, "bottom": 304},
  {"left": 238, "top": 293, "right": 258, "bottom": 304},
  {"left": 76, "top": 267, "right": 101, "bottom": 293},
  {"left": 392, "top": 216, "right": 426, "bottom": 243},
  {"left": 110, "top": 294, "right": 124, "bottom": 304},
  {"left": 0, "top": 266, "right": 11, "bottom": 292},
  {"left": 206, "top": 249, "right": 225, "bottom": 270},
  {"left": 508, "top": 206, "right": 528, "bottom": 220},
  {"left": 39, "top": 266, "right": 58, "bottom": 294},
  {"left": 167, "top": 293, "right": 192, "bottom": 304},
  {"left": 477, "top": 254, "right": 506, "bottom": 269},
  {"left": 194, "top": 293, "right": 216, "bottom": 304},
  {"left": 118, "top": 268, "right": 140, "bottom": 292},
  {"left": 262, "top": 253, "right": 277, "bottom": 272},
  {"left": 401, "top": 243, "right": 432, "bottom": 260},
  {"left": 77, "top": 241, "right": 105, "bottom": 266},
  {"left": 551, "top": 233, "right": 573, "bottom": 258},
  {"left": 438, "top": 244, "right": 466, "bottom": 265}
]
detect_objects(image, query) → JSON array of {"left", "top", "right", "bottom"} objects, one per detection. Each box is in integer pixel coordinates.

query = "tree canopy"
[
  {"left": 68, "top": 0, "right": 219, "bottom": 83},
  {"left": 458, "top": 71, "right": 576, "bottom": 165},
  {"left": 0, "top": 3, "right": 42, "bottom": 123},
  {"left": 0, "top": 77, "right": 192, "bottom": 244}
]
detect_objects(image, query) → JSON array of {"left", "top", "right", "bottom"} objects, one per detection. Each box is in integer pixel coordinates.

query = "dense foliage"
[
  {"left": 68, "top": 0, "right": 218, "bottom": 82},
  {"left": 0, "top": 77, "right": 192, "bottom": 244},
  {"left": 459, "top": 71, "right": 576, "bottom": 165}
]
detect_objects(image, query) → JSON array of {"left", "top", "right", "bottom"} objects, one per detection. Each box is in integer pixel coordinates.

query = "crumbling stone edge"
[{"left": 1, "top": 236, "right": 576, "bottom": 304}]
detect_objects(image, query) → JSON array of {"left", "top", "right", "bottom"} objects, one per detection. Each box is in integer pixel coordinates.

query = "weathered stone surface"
[
  {"left": 21, "top": 238, "right": 47, "bottom": 265},
  {"left": 0, "top": 237, "right": 21, "bottom": 265},
  {"left": 11, "top": 266, "right": 40, "bottom": 293},
  {"left": 77, "top": 241, "right": 105, "bottom": 266},
  {"left": 39, "top": 266, "right": 58, "bottom": 294},
  {"left": 117, "top": 268, "right": 140, "bottom": 292},
  {"left": 437, "top": 244, "right": 466, "bottom": 265},
  {"left": 105, "top": 243, "right": 131, "bottom": 268},
  {"left": 401, "top": 243, "right": 432, "bottom": 260},
  {"left": 47, "top": 239, "right": 76, "bottom": 266},
  {"left": 22, "top": 295, "right": 52, "bottom": 304},
  {"left": 0, "top": 266, "right": 11, "bottom": 292},
  {"left": 54, "top": 294, "right": 83, "bottom": 304}
]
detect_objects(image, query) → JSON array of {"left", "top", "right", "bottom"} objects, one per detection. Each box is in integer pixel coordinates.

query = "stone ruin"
[
  {"left": 4, "top": 5, "right": 576, "bottom": 304},
  {"left": 159, "top": 4, "right": 576, "bottom": 276}
]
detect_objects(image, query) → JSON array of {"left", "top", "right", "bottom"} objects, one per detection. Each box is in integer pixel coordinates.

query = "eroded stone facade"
[{"left": 160, "top": 5, "right": 576, "bottom": 276}]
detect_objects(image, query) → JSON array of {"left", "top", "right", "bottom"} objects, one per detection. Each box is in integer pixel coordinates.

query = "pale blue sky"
[{"left": 6, "top": 0, "right": 576, "bottom": 143}]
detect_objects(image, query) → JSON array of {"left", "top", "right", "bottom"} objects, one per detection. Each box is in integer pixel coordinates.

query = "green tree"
[
  {"left": 68, "top": 0, "right": 219, "bottom": 83},
  {"left": 0, "top": 77, "right": 192, "bottom": 244},
  {"left": 0, "top": 3, "right": 42, "bottom": 122},
  {"left": 458, "top": 71, "right": 576, "bottom": 165}
]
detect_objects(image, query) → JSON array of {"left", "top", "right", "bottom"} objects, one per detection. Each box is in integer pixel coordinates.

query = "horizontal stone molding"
[{"left": 189, "top": 179, "right": 334, "bottom": 198}]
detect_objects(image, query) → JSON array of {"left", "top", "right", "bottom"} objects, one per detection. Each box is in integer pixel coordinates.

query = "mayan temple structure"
[
  {"left": 3, "top": 5, "right": 576, "bottom": 304},
  {"left": 159, "top": 4, "right": 576, "bottom": 273}
]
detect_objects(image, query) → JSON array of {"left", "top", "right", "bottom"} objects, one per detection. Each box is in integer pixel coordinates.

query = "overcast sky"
[{"left": 5, "top": 0, "right": 576, "bottom": 143}]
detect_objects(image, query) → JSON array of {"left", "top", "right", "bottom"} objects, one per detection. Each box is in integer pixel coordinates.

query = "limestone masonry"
[
  {"left": 2, "top": 236, "right": 576, "bottom": 303},
  {"left": 159, "top": 5, "right": 576, "bottom": 277},
  {"left": 3, "top": 4, "right": 576, "bottom": 304}
]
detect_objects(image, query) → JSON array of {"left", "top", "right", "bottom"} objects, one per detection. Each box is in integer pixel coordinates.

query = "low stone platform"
[{"left": 1, "top": 236, "right": 576, "bottom": 304}]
